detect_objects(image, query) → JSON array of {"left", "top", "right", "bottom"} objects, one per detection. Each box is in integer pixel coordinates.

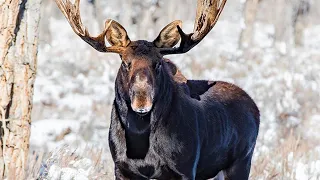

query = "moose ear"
[
  {"left": 153, "top": 20, "right": 182, "bottom": 48},
  {"left": 164, "top": 59, "right": 178, "bottom": 75},
  {"left": 106, "top": 20, "right": 131, "bottom": 47}
]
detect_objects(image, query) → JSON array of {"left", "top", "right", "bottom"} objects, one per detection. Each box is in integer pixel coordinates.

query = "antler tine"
[
  {"left": 55, "top": 0, "right": 123, "bottom": 53},
  {"left": 159, "top": 0, "right": 227, "bottom": 55}
]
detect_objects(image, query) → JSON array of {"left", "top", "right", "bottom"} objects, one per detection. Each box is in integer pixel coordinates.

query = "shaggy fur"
[{"left": 108, "top": 42, "right": 260, "bottom": 179}]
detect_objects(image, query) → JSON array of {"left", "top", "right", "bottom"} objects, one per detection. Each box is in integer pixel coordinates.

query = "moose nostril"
[{"left": 132, "top": 106, "right": 152, "bottom": 115}]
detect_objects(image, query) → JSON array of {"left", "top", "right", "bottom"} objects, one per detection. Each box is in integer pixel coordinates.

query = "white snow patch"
[{"left": 30, "top": 119, "right": 81, "bottom": 148}]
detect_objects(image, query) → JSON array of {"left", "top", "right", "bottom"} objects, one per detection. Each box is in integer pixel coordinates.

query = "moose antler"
[
  {"left": 159, "top": 0, "right": 227, "bottom": 55},
  {"left": 55, "top": 0, "right": 124, "bottom": 53}
]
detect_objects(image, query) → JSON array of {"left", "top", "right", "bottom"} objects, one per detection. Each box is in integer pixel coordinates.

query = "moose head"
[{"left": 55, "top": 0, "right": 227, "bottom": 116}]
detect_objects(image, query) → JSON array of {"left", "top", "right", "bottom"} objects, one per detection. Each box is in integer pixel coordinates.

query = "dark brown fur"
[
  {"left": 55, "top": 1, "right": 259, "bottom": 178},
  {"left": 108, "top": 40, "right": 260, "bottom": 180}
]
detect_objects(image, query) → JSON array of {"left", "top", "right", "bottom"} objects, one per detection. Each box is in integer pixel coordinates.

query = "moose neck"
[
  {"left": 150, "top": 62, "right": 174, "bottom": 126},
  {"left": 125, "top": 125, "right": 150, "bottom": 159}
]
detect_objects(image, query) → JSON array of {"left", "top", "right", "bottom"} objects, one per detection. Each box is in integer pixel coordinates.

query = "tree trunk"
[
  {"left": 0, "top": 0, "right": 41, "bottom": 179},
  {"left": 239, "top": 0, "right": 260, "bottom": 49},
  {"left": 272, "top": 0, "right": 295, "bottom": 55},
  {"left": 293, "top": 0, "right": 310, "bottom": 47}
]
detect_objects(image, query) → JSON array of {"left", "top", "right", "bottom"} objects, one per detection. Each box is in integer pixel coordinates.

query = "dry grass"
[
  {"left": 26, "top": 146, "right": 114, "bottom": 179},
  {"left": 26, "top": 130, "right": 320, "bottom": 180},
  {"left": 251, "top": 130, "right": 320, "bottom": 180}
]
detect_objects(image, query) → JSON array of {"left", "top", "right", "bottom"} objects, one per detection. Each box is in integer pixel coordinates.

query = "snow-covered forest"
[{"left": 28, "top": 0, "right": 320, "bottom": 179}]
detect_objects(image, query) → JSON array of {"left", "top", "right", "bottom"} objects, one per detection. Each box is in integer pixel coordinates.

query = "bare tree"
[
  {"left": 239, "top": 0, "right": 261, "bottom": 49},
  {"left": 240, "top": 0, "right": 311, "bottom": 53},
  {"left": 0, "top": 0, "right": 41, "bottom": 179},
  {"left": 293, "top": 0, "right": 310, "bottom": 46}
]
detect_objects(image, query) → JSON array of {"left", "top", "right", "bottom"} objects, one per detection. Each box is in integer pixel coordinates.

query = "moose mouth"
[
  {"left": 136, "top": 111, "right": 149, "bottom": 116},
  {"left": 132, "top": 105, "right": 152, "bottom": 117}
]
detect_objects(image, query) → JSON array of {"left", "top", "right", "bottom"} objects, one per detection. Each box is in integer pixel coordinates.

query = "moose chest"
[
  {"left": 109, "top": 115, "right": 180, "bottom": 178},
  {"left": 112, "top": 134, "right": 175, "bottom": 179},
  {"left": 115, "top": 152, "right": 167, "bottom": 179}
]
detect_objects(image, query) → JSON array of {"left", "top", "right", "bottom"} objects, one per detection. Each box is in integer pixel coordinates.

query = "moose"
[{"left": 55, "top": 0, "right": 260, "bottom": 179}]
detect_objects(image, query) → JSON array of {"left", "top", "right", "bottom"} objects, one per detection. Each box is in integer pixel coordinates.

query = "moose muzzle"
[{"left": 130, "top": 70, "right": 154, "bottom": 116}]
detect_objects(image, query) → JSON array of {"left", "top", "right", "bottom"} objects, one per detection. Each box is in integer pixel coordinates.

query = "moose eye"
[
  {"left": 155, "top": 62, "right": 161, "bottom": 71},
  {"left": 122, "top": 62, "right": 131, "bottom": 71}
]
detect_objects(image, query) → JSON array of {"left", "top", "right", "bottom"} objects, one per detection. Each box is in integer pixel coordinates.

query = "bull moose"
[{"left": 55, "top": 0, "right": 260, "bottom": 179}]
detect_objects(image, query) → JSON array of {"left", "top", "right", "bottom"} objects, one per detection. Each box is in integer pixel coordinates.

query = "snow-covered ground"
[{"left": 29, "top": 0, "right": 320, "bottom": 179}]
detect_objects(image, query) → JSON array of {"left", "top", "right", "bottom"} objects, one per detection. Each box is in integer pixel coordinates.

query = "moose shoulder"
[{"left": 55, "top": 0, "right": 260, "bottom": 179}]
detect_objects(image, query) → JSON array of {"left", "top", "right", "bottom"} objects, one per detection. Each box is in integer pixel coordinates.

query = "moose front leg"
[
  {"left": 167, "top": 157, "right": 198, "bottom": 180},
  {"left": 160, "top": 172, "right": 195, "bottom": 180},
  {"left": 181, "top": 175, "right": 196, "bottom": 180},
  {"left": 115, "top": 167, "right": 130, "bottom": 180},
  {"left": 115, "top": 165, "right": 150, "bottom": 180}
]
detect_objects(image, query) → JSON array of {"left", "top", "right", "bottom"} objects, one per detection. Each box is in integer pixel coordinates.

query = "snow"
[
  {"left": 253, "top": 23, "right": 274, "bottom": 48},
  {"left": 303, "top": 25, "right": 320, "bottom": 49},
  {"left": 47, "top": 164, "right": 90, "bottom": 180},
  {"left": 30, "top": 119, "right": 82, "bottom": 149},
  {"left": 30, "top": 0, "right": 320, "bottom": 179},
  {"left": 296, "top": 162, "right": 308, "bottom": 180}
]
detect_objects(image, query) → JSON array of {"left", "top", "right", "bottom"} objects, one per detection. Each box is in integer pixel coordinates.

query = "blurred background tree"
[{"left": 240, "top": 0, "right": 311, "bottom": 54}]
